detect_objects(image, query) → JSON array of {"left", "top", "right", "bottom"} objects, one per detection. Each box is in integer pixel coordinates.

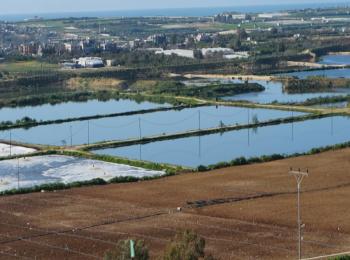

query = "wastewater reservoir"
[
  {"left": 0, "top": 106, "right": 305, "bottom": 146},
  {"left": 94, "top": 116, "right": 350, "bottom": 168}
]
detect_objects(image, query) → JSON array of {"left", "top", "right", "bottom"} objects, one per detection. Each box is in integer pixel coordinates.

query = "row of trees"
[{"left": 104, "top": 230, "right": 216, "bottom": 260}]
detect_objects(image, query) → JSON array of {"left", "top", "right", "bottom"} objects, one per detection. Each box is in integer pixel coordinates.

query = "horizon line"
[{"left": 0, "top": 1, "right": 348, "bottom": 17}]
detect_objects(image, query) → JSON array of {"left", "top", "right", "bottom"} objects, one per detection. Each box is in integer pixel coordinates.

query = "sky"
[{"left": 0, "top": 0, "right": 348, "bottom": 15}]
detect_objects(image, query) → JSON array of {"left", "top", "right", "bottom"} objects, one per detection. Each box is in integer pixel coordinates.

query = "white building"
[
  {"left": 258, "top": 12, "right": 289, "bottom": 19},
  {"left": 224, "top": 52, "right": 250, "bottom": 60},
  {"left": 155, "top": 49, "right": 194, "bottom": 59},
  {"left": 201, "top": 48, "right": 234, "bottom": 57},
  {"left": 77, "top": 57, "right": 104, "bottom": 68}
]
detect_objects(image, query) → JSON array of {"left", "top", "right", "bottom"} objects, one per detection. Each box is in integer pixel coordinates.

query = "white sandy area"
[
  {"left": 184, "top": 73, "right": 274, "bottom": 81},
  {"left": 0, "top": 155, "right": 165, "bottom": 192},
  {"left": 0, "top": 143, "right": 36, "bottom": 157}
]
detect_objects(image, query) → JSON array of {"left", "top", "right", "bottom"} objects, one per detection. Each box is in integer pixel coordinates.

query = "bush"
[
  {"left": 162, "top": 230, "right": 206, "bottom": 260},
  {"left": 330, "top": 256, "right": 350, "bottom": 260},
  {"left": 104, "top": 239, "right": 149, "bottom": 260}
]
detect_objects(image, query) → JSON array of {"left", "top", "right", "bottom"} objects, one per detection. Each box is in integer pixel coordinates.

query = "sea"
[{"left": 0, "top": 2, "right": 349, "bottom": 22}]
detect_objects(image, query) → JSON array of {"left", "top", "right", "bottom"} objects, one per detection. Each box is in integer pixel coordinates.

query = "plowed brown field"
[{"left": 0, "top": 148, "right": 349, "bottom": 259}]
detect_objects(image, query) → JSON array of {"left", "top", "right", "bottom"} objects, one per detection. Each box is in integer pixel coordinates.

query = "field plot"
[
  {"left": 0, "top": 148, "right": 349, "bottom": 259},
  {"left": 0, "top": 143, "right": 36, "bottom": 158},
  {"left": 95, "top": 116, "right": 350, "bottom": 167},
  {"left": 0, "top": 106, "right": 305, "bottom": 146},
  {"left": 0, "top": 155, "right": 164, "bottom": 192},
  {"left": 0, "top": 99, "right": 170, "bottom": 122}
]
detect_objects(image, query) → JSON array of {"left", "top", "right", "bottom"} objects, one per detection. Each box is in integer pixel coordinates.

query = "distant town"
[{"left": 1, "top": 7, "right": 350, "bottom": 72}]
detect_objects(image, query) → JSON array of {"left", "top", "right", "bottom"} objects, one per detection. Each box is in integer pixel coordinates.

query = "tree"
[
  {"left": 104, "top": 239, "right": 149, "bottom": 260},
  {"left": 252, "top": 114, "right": 259, "bottom": 124},
  {"left": 330, "top": 256, "right": 350, "bottom": 260},
  {"left": 194, "top": 49, "right": 203, "bottom": 59},
  {"left": 237, "top": 28, "right": 248, "bottom": 40},
  {"left": 162, "top": 230, "right": 205, "bottom": 260}
]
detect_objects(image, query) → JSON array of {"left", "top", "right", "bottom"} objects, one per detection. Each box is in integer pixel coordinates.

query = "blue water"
[
  {"left": 186, "top": 78, "right": 350, "bottom": 104},
  {"left": 0, "top": 99, "right": 169, "bottom": 123},
  {"left": 223, "top": 80, "right": 350, "bottom": 104},
  {"left": 94, "top": 116, "right": 350, "bottom": 168},
  {"left": 1, "top": 2, "right": 348, "bottom": 21},
  {"left": 221, "top": 66, "right": 350, "bottom": 104},
  {"left": 0, "top": 106, "right": 305, "bottom": 146},
  {"left": 319, "top": 55, "right": 350, "bottom": 66}
]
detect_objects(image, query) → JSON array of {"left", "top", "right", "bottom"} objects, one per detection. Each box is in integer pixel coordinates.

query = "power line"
[
  {"left": 0, "top": 233, "right": 99, "bottom": 259},
  {"left": 302, "top": 251, "right": 350, "bottom": 260},
  {"left": 198, "top": 110, "right": 201, "bottom": 131},
  {"left": 289, "top": 168, "right": 309, "bottom": 260},
  {"left": 138, "top": 117, "right": 142, "bottom": 140},
  {"left": 141, "top": 112, "right": 197, "bottom": 126}
]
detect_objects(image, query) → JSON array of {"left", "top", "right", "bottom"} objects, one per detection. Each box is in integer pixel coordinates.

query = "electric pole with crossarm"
[{"left": 289, "top": 168, "right": 309, "bottom": 260}]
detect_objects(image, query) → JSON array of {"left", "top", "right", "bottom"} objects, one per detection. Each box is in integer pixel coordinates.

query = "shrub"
[
  {"left": 330, "top": 256, "right": 350, "bottom": 260},
  {"left": 104, "top": 239, "right": 149, "bottom": 260},
  {"left": 162, "top": 230, "right": 206, "bottom": 260}
]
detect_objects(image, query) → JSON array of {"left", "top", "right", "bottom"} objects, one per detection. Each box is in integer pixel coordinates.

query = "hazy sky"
[{"left": 0, "top": 0, "right": 347, "bottom": 14}]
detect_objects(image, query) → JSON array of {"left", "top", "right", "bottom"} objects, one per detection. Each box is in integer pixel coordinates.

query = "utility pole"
[
  {"left": 331, "top": 105, "right": 334, "bottom": 136},
  {"left": 17, "top": 158, "right": 20, "bottom": 190},
  {"left": 70, "top": 126, "right": 73, "bottom": 147},
  {"left": 87, "top": 120, "right": 90, "bottom": 145},
  {"left": 198, "top": 110, "right": 201, "bottom": 130},
  {"left": 291, "top": 109, "right": 294, "bottom": 141},
  {"left": 247, "top": 108, "right": 250, "bottom": 125},
  {"left": 9, "top": 131, "right": 12, "bottom": 157},
  {"left": 138, "top": 118, "right": 142, "bottom": 140},
  {"left": 289, "top": 168, "right": 309, "bottom": 260}
]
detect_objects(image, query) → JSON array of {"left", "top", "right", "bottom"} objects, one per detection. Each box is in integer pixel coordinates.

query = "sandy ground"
[
  {"left": 286, "top": 61, "right": 345, "bottom": 68},
  {"left": 0, "top": 143, "right": 36, "bottom": 157},
  {"left": 0, "top": 155, "right": 164, "bottom": 192},
  {"left": 329, "top": 52, "right": 350, "bottom": 55},
  {"left": 183, "top": 73, "right": 274, "bottom": 81},
  {"left": 0, "top": 148, "right": 349, "bottom": 259}
]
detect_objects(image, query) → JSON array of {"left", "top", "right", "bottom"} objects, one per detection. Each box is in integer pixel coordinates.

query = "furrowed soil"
[{"left": 0, "top": 148, "right": 349, "bottom": 259}]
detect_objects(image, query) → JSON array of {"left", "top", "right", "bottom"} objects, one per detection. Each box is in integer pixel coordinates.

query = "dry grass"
[
  {"left": 0, "top": 148, "right": 349, "bottom": 259},
  {"left": 66, "top": 77, "right": 124, "bottom": 90}
]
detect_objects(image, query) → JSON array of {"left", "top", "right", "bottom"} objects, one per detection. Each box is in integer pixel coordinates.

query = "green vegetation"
[
  {"left": 0, "top": 170, "right": 167, "bottom": 197},
  {"left": 103, "top": 230, "right": 215, "bottom": 260},
  {"left": 329, "top": 256, "right": 350, "bottom": 260},
  {"left": 0, "top": 61, "right": 59, "bottom": 74},
  {"left": 0, "top": 117, "right": 37, "bottom": 129},
  {"left": 150, "top": 80, "right": 265, "bottom": 99},
  {"left": 197, "top": 141, "right": 350, "bottom": 172},
  {"left": 287, "top": 95, "right": 350, "bottom": 106},
  {"left": 283, "top": 76, "right": 350, "bottom": 94},
  {"left": 104, "top": 240, "right": 149, "bottom": 260},
  {"left": 163, "top": 230, "right": 215, "bottom": 260}
]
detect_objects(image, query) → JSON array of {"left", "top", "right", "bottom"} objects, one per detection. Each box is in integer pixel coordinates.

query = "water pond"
[
  {"left": 94, "top": 116, "right": 350, "bottom": 168},
  {"left": 0, "top": 106, "right": 306, "bottom": 146}
]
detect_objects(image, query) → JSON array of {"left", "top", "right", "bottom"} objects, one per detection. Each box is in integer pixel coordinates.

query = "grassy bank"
[
  {"left": 282, "top": 76, "right": 350, "bottom": 94},
  {"left": 197, "top": 141, "right": 350, "bottom": 172},
  {"left": 0, "top": 104, "right": 204, "bottom": 131}
]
